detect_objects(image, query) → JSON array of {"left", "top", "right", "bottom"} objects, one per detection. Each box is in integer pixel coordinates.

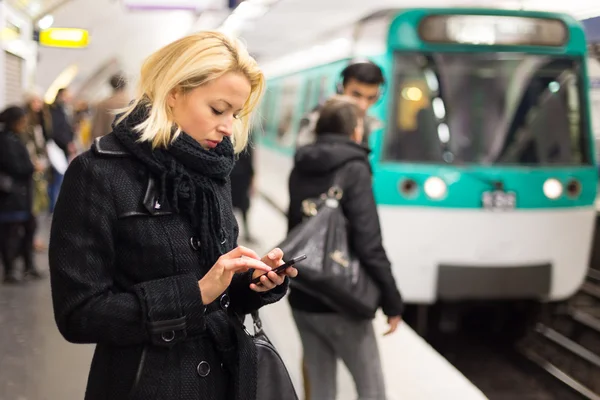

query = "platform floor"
[{"left": 0, "top": 196, "right": 487, "bottom": 400}]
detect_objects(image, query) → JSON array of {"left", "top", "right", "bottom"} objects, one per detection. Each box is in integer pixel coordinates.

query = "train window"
[
  {"left": 588, "top": 57, "right": 600, "bottom": 162},
  {"left": 253, "top": 89, "right": 270, "bottom": 137},
  {"left": 382, "top": 52, "right": 592, "bottom": 166},
  {"left": 276, "top": 78, "right": 299, "bottom": 146},
  {"left": 302, "top": 77, "right": 316, "bottom": 114},
  {"left": 317, "top": 75, "right": 331, "bottom": 104}
]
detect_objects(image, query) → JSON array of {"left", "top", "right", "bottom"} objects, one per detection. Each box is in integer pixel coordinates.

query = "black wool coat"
[{"left": 48, "top": 133, "right": 288, "bottom": 400}]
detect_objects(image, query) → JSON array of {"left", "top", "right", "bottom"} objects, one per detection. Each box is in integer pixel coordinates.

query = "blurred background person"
[
  {"left": 295, "top": 59, "right": 385, "bottom": 149},
  {"left": 0, "top": 106, "right": 44, "bottom": 284},
  {"left": 230, "top": 132, "right": 257, "bottom": 243},
  {"left": 73, "top": 100, "right": 92, "bottom": 151},
  {"left": 48, "top": 87, "right": 75, "bottom": 212},
  {"left": 23, "top": 90, "right": 53, "bottom": 252},
  {"left": 91, "top": 73, "right": 130, "bottom": 141}
]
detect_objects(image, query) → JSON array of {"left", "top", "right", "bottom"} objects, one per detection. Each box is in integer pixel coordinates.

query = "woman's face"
[
  {"left": 168, "top": 71, "right": 251, "bottom": 150},
  {"left": 30, "top": 97, "right": 43, "bottom": 112}
]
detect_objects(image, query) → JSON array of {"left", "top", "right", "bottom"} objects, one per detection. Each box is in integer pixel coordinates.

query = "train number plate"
[{"left": 482, "top": 191, "right": 516, "bottom": 210}]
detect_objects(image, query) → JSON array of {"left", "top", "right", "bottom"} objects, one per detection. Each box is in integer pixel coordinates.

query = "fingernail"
[{"left": 268, "top": 251, "right": 276, "bottom": 259}]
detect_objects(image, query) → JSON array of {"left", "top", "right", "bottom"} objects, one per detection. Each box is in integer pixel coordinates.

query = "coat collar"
[{"left": 93, "top": 133, "right": 172, "bottom": 216}]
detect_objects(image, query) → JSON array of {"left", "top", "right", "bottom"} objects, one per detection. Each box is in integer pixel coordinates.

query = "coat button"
[
  {"left": 161, "top": 331, "right": 175, "bottom": 342},
  {"left": 189, "top": 237, "right": 201, "bottom": 251},
  {"left": 220, "top": 294, "right": 230, "bottom": 310},
  {"left": 197, "top": 361, "right": 210, "bottom": 377}
]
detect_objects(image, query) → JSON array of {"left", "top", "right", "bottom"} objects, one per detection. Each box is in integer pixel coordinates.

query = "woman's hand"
[
  {"left": 198, "top": 246, "right": 272, "bottom": 304},
  {"left": 250, "top": 248, "right": 298, "bottom": 292},
  {"left": 383, "top": 316, "right": 402, "bottom": 336}
]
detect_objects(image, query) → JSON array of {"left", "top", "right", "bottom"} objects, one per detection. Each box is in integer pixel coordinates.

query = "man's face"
[
  {"left": 58, "top": 89, "right": 72, "bottom": 104},
  {"left": 342, "top": 78, "right": 380, "bottom": 114}
]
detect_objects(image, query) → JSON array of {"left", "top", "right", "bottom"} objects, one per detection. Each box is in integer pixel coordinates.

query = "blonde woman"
[{"left": 48, "top": 31, "right": 297, "bottom": 400}]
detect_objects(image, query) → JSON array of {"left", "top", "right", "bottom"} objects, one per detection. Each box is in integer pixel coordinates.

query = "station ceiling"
[{"left": 8, "top": 0, "right": 600, "bottom": 101}]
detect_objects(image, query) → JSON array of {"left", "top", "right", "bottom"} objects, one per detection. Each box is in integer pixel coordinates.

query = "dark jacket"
[
  {"left": 230, "top": 142, "right": 254, "bottom": 213},
  {"left": 287, "top": 134, "right": 403, "bottom": 317},
  {"left": 49, "top": 103, "right": 74, "bottom": 155},
  {"left": 0, "top": 130, "right": 34, "bottom": 215},
  {"left": 48, "top": 133, "right": 288, "bottom": 400}
]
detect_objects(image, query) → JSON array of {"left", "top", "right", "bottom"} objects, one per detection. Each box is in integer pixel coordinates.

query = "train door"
[{"left": 586, "top": 48, "right": 600, "bottom": 211}]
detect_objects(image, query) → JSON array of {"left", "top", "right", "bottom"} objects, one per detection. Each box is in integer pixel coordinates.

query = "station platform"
[{"left": 0, "top": 196, "right": 487, "bottom": 400}]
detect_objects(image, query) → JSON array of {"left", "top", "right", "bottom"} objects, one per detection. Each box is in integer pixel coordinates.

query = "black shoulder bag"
[
  {"left": 277, "top": 170, "right": 381, "bottom": 319},
  {"left": 243, "top": 311, "right": 299, "bottom": 400}
]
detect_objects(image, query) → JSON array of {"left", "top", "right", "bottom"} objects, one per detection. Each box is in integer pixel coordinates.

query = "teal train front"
[{"left": 252, "top": 7, "right": 598, "bottom": 328}]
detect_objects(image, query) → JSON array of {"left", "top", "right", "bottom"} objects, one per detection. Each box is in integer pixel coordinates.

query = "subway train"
[{"left": 251, "top": 7, "right": 599, "bottom": 335}]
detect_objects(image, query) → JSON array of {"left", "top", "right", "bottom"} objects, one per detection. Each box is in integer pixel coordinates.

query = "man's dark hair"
[
  {"left": 342, "top": 61, "right": 385, "bottom": 87},
  {"left": 315, "top": 96, "right": 361, "bottom": 137},
  {"left": 109, "top": 73, "right": 127, "bottom": 91},
  {"left": 55, "top": 88, "right": 67, "bottom": 102}
]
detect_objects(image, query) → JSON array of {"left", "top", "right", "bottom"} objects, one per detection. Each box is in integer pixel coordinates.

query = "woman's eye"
[
  {"left": 211, "top": 107, "right": 224, "bottom": 115},
  {"left": 233, "top": 113, "right": 240, "bottom": 119}
]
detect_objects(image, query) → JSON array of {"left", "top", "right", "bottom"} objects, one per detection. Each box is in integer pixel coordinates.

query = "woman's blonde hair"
[{"left": 115, "top": 30, "right": 265, "bottom": 153}]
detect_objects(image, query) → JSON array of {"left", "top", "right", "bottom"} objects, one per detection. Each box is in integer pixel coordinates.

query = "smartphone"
[{"left": 251, "top": 254, "right": 307, "bottom": 285}]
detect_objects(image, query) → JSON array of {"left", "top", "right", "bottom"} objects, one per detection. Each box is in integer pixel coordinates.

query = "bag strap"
[
  {"left": 251, "top": 310, "right": 263, "bottom": 335},
  {"left": 326, "top": 167, "right": 345, "bottom": 201}
]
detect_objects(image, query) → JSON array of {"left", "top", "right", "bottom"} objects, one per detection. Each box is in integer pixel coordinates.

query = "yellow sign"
[{"left": 39, "top": 28, "right": 89, "bottom": 48}]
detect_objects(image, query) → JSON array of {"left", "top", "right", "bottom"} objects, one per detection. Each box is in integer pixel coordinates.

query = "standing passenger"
[
  {"left": 48, "top": 31, "right": 297, "bottom": 400},
  {"left": 23, "top": 91, "right": 53, "bottom": 251},
  {"left": 230, "top": 132, "right": 256, "bottom": 243},
  {"left": 91, "top": 73, "right": 130, "bottom": 141},
  {"left": 295, "top": 59, "right": 385, "bottom": 149},
  {"left": 288, "top": 96, "right": 403, "bottom": 400},
  {"left": 48, "top": 87, "right": 75, "bottom": 212},
  {"left": 0, "top": 106, "right": 44, "bottom": 283}
]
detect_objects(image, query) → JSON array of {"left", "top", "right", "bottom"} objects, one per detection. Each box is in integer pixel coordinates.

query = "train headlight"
[
  {"left": 543, "top": 178, "right": 562, "bottom": 199},
  {"left": 424, "top": 177, "right": 447, "bottom": 199}
]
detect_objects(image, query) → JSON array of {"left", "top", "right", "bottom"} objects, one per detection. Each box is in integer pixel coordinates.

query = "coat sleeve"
[
  {"left": 228, "top": 271, "right": 289, "bottom": 316},
  {"left": 49, "top": 154, "right": 207, "bottom": 347},
  {"left": 341, "top": 161, "right": 404, "bottom": 317}
]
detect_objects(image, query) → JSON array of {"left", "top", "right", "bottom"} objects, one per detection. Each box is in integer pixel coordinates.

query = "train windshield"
[{"left": 381, "top": 53, "right": 591, "bottom": 166}]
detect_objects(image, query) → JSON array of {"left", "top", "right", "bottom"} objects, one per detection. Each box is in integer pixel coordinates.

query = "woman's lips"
[{"left": 205, "top": 140, "right": 220, "bottom": 148}]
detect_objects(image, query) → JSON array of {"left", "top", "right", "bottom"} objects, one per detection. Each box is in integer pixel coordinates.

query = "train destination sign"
[{"left": 419, "top": 15, "right": 568, "bottom": 47}]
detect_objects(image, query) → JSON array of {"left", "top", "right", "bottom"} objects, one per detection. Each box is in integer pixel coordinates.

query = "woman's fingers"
[
  {"left": 266, "top": 248, "right": 283, "bottom": 262},
  {"left": 223, "top": 257, "right": 271, "bottom": 273},
  {"left": 283, "top": 267, "right": 298, "bottom": 278},
  {"left": 262, "top": 248, "right": 284, "bottom": 269},
  {"left": 266, "top": 271, "right": 284, "bottom": 285},
  {"left": 222, "top": 246, "right": 261, "bottom": 261},
  {"left": 250, "top": 274, "right": 277, "bottom": 292},
  {"left": 249, "top": 271, "right": 286, "bottom": 292}
]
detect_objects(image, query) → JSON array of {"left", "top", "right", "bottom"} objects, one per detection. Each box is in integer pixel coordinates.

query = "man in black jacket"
[
  {"left": 287, "top": 96, "right": 402, "bottom": 400},
  {"left": 48, "top": 87, "right": 75, "bottom": 212},
  {"left": 295, "top": 59, "right": 385, "bottom": 149}
]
